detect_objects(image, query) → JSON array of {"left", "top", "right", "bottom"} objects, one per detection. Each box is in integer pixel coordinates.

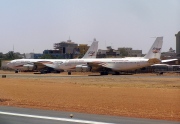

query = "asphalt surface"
[
  {"left": 0, "top": 106, "right": 179, "bottom": 124},
  {"left": 0, "top": 73, "right": 180, "bottom": 79}
]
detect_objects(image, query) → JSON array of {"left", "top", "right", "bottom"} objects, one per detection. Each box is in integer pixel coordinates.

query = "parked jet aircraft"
[
  {"left": 151, "top": 64, "right": 180, "bottom": 75},
  {"left": 47, "top": 37, "right": 165, "bottom": 75},
  {"left": 7, "top": 39, "right": 98, "bottom": 73}
]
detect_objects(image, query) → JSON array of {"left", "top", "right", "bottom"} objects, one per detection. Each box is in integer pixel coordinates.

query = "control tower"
[{"left": 175, "top": 31, "right": 180, "bottom": 56}]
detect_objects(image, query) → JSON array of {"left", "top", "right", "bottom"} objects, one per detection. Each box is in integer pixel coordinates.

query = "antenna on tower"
[
  {"left": 13, "top": 44, "right": 14, "bottom": 52},
  {"left": 67, "top": 36, "right": 71, "bottom": 42},
  {"left": 104, "top": 41, "right": 107, "bottom": 49}
]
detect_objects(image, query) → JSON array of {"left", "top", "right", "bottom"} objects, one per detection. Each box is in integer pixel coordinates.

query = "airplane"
[
  {"left": 6, "top": 39, "right": 98, "bottom": 73},
  {"left": 151, "top": 64, "right": 180, "bottom": 75},
  {"left": 45, "top": 37, "right": 176, "bottom": 75}
]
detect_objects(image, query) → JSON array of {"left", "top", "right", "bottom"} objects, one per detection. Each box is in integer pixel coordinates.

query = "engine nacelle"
[
  {"left": 75, "top": 65, "right": 91, "bottom": 72},
  {"left": 23, "top": 64, "right": 34, "bottom": 70}
]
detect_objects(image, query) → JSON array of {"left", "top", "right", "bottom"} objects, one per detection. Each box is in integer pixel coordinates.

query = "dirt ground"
[{"left": 0, "top": 71, "right": 180, "bottom": 121}]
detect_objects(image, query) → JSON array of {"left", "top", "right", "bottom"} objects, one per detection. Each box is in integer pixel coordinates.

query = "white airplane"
[
  {"left": 7, "top": 39, "right": 98, "bottom": 73},
  {"left": 46, "top": 37, "right": 177, "bottom": 75}
]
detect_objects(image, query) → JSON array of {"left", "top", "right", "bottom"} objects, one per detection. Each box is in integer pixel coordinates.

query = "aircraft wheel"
[
  {"left": 40, "top": 70, "right": 46, "bottom": 74},
  {"left": 100, "top": 72, "right": 104, "bottom": 75},
  {"left": 55, "top": 70, "right": 60, "bottom": 73},
  {"left": 104, "top": 72, "right": 108, "bottom": 75},
  {"left": 100, "top": 72, "right": 108, "bottom": 75},
  {"left": 68, "top": 72, "right": 71, "bottom": 75},
  {"left": 115, "top": 72, "right": 120, "bottom": 75}
]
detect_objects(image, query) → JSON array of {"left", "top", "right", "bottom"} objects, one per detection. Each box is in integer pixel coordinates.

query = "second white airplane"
[{"left": 47, "top": 37, "right": 167, "bottom": 75}]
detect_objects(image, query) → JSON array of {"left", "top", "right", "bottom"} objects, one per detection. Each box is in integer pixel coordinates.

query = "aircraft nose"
[{"left": 7, "top": 62, "right": 12, "bottom": 68}]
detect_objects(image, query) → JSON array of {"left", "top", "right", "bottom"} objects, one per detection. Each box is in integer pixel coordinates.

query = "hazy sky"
[{"left": 0, "top": 0, "right": 180, "bottom": 54}]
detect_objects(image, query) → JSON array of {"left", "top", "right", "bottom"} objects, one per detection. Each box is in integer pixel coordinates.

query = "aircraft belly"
[
  {"left": 112, "top": 62, "right": 150, "bottom": 71},
  {"left": 15, "top": 67, "right": 24, "bottom": 70},
  {"left": 111, "top": 63, "right": 132, "bottom": 70},
  {"left": 59, "top": 63, "right": 76, "bottom": 70}
]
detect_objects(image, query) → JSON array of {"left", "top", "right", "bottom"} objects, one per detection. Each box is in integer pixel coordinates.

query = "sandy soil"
[{"left": 0, "top": 71, "right": 180, "bottom": 121}]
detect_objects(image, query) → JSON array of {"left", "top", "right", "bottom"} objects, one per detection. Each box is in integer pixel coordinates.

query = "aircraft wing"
[
  {"left": 161, "top": 59, "right": 178, "bottom": 63},
  {"left": 148, "top": 58, "right": 161, "bottom": 64},
  {"left": 87, "top": 61, "right": 108, "bottom": 71},
  {"left": 33, "top": 61, "right": 54, "bottom": 69}
]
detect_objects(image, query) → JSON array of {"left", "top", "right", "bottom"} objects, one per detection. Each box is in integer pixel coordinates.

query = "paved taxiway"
[{"left": 0, "top": 106, "right": 179, "bottom": 124}]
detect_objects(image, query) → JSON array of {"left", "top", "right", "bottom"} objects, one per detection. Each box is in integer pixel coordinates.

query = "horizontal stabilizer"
[
  {"left": 151, "top": 64, "right": 169, "bottom": 66},
  {"left": 161, "top": 59, "right": 177, "bottom": 63}
]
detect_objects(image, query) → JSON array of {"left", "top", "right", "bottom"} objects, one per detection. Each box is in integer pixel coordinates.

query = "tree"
[
  {"left": 40, "top": 54, "right": 56, "bottom": 59},
  {"left": 3, "top": 51, "right": 22, "bottom": 60},
  {"left": 119, "top": 48, "right": 128, "bottom": 57},
  {"left": 0, "top": 52, "right": 3, "bottom": 59}
]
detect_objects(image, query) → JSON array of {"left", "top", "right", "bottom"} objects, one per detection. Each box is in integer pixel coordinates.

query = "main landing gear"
[
  {"left": 100, "top": 71, "right": 120, "bottom": 75},
  {"left": 15, "top": 70, "right": 19, "bottom": 73},
  {"left": 100, "top": 71, "right": 108, "bottom": 75},
  {"left": 68, "top": 71, "right": 71, "bottom": 75}
]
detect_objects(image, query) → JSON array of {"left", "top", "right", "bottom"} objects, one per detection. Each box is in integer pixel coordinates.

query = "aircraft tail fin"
[
  {"left": 82, "top": 38, "right": 98, "bottom": 59},
  {"left": 144, "top": 37, "right": 163, "bottom": 59}
]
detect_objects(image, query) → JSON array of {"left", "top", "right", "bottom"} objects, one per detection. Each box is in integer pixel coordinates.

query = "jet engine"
[{"left": 75, "top": 65, "right": 91, "bottom": 72}]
